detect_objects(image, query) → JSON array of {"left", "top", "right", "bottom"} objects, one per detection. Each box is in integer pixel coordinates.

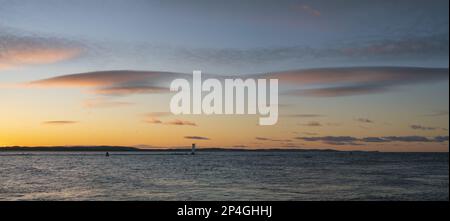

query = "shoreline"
[{"left": 1, "top": 146, "right": 447, "bottom": 153}]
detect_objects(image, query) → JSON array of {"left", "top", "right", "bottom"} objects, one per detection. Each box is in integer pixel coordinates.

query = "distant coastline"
[{"left": 0, "top": 146, "right": 363, "bottom": 152}]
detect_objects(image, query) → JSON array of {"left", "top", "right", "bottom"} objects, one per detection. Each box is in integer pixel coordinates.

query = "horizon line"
[{"left": 1, "top": 145, "right": 448, "bottom": 153}]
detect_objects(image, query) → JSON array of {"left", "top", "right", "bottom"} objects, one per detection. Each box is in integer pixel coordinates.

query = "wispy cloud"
[
  {"left": 289, "top": 84, "right": 387, "bottom": 97},
  {"left": 166, "top": 120, "right": 197, "bottom": 126},
  {"left": 27, "top": 70, "right": 184, "bottom": 96},
  {"left": 300, "top": 121, "right": 322, "bottom": 127},
  {"left": 360, "top": 137, "right": 386, "bottom": 143},
  {"left": 255, "top": 137, "right": 270, "bottom": 141},
  {"left": 356, "top": 118, "right": 374, "bottom": 123},
  {"left": 266, "top": 67, "right": 448, "bottom": 85},
  {"left": 296, "top": 135, "right": 449, "bottom": 145},
  {"left": 339, "top": 34, "right": 449, "bottom": 58},
  {"left": 143, "top": 113, "right": 196, "bottom": 126},
  {"left": 28, "top": 70, "right": 180, "bottom": 87},
  {"left": 92, "top": 86, "right": 169, "bottom": 96},
  {"left": 296, "top": 136, "right": 359, "bottom": 145},
  {"left": 145, "top": 119, "right": 198, "bottom": 126},
  {"left": 410, "top": 124, "right": 438, "bottom": 131},
  {"left": 255, "top": 137, "right": 292, "bottom": 142},
  {"left": 382, "top": 136, "right": 434, "bottom": 142},
  {"left": 421, "top": 110, "right": 449, "bottom": 117},
  {"left": 144, "top": 112, "right": 170, "bottom": 124},
  {"left": 185, "top": 136, "right": 210, "bottom": 140},
  {"left": 145, "top": 118, "right": 163, "bottom": 124},
  {"left": 0, "top": 32, "right": 83, "bottom": 70}
]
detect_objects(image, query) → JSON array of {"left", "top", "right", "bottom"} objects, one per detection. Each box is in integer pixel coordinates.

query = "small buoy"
[{"left": 105, "top": 152, "right": 110, "bottom": 157}]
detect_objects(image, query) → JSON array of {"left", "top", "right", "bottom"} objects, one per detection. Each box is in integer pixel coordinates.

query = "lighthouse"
[{"left": 191, "top": 143, "right": 196, "bottom": 155}]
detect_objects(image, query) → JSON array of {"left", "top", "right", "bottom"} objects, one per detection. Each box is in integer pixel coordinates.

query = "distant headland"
[{"left": 0, "top": 146, "right": 141, "bottom": 152}]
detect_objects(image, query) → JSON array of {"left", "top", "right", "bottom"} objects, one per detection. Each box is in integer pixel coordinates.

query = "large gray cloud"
[{"left": 27, "top": 66, "right": 449, "bottom": 98}]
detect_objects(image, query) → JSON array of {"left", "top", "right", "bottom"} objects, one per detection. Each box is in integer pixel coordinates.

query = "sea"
[{"left": 0, "top": 151, "right": 448, "bottom": 201}]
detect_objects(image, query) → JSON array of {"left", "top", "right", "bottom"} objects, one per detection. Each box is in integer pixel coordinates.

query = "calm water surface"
[{"left": 0, "top": 151, "right": 448, "bottom": 200}]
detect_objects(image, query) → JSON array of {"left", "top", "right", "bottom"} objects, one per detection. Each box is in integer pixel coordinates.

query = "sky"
[{"left": 0, "top": 0, "right": 448, "bottom": 151}]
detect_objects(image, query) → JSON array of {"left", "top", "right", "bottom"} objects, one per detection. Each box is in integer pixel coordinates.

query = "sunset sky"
[{"left": 0, "top": 0, "right": 448, "bottom": 151}]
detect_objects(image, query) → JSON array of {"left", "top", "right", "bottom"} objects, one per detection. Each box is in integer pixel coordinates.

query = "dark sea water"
[{"left": 0, "top": 151, "right": 448, "bottom": 201}]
